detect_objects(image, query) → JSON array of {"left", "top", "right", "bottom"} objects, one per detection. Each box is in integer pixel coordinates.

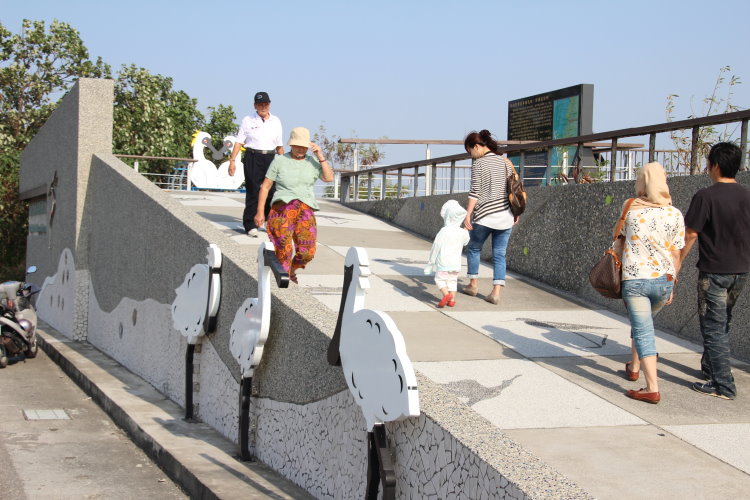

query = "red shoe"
[
  {"left": 626, "top": 388, "right": 660, "bottom": 404},
  {"left": 625, "top": 361, "right": 639, "bottom": 381},
  {"left": 447, "top": 294, "right": 456, "bottom": 307},
  {"left": 437, "top": 294, "right": 451, "bottom": 308}
]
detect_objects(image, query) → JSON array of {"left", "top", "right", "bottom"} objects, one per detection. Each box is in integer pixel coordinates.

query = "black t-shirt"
[{"left": 684, "top": 182, "right": 750, "bottom": 273}]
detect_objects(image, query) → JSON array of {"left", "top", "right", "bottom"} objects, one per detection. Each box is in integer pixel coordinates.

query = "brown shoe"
[
  {"left": 626, "top": 388, "right": 660, "bottom": 404},
  {"left": 625, "top": 361, "right": 640, "bottom": 381},
  {"left": 484, "top": 294, "right": 500, "bottom": 305},
  {"left": 461, "top": 285, "right": 478, "bottom": 296}
]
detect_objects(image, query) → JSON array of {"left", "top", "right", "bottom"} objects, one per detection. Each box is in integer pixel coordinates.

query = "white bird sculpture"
[
  {"left": 229, "top": 242, "right": 273, "bottom": 378},
  {"left": 189, "top": 131, "right": 219, "bottom": 189},
  {"left": 216, "top": 135, "right": 245, "bottom": 190},
  {"left": 334, "top": 247, "right": 420, "bottom": 431},
  {"left": 171, "top": 244, "right": 222, "bottom": 344}
]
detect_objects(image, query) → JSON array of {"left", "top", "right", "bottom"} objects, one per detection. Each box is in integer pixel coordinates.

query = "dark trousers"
[
  {"left": 242, "top": 152, "right": 276, "bottom": 231},
  {"left": 698, "top": 271, "right": 748, "bottom": 398}
]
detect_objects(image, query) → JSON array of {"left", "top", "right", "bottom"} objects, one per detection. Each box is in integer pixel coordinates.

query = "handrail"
[
  {"left": 114, "top": 154, "right": 197, "bottom": 162},
  {"left": 337, "top": 109, "right": 749, "bottom": 202},
  {"left": 343, "top": 109, "right": 750, "bottom": 177}
]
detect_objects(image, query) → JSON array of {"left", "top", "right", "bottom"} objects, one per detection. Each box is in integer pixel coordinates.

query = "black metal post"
[
  {"left": 263, "top": 249, "right": 290, "bottom": 288},
  {"left": 185, "top": 343, "right": 195, "bottom": 420},
  {"left": 610, "top": 138, "right": 618, "bottom": 182},
  {"left": 238, "top": 376, "right": 253, "bottom": 461},
  {"left": 649, "top": 133, "right": 656, "bottom": 163},
  {"left": 690, "top": 126, "right": 700, "bottom": 175},
  {"left": 740, "top": 119, "right": 748, "bottom": 171},
  {"left": 365, "top": 424, "right": 396, "bottom": 500},
  {"left": 430, "top": 162, "right": 437, "bottom": 195},
  {"left": 449, "top": 160, "right": 456, "bottom": 194}
]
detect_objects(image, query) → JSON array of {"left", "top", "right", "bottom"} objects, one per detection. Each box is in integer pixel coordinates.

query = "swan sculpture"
[
  {"left": 229, "top": 241, "right": 273, "bottom": 378},
  {"left": 332, "top": 247, "right": 420, "bottom": 431},
  {"left": 216, "top": 135, "right": 245, "bottom": 190},
  {"left": 171, "top": 244, "right": 222, "bottom": 344},
  {"left": 189, "top": 131, "right": 219, "bottom": 189}
]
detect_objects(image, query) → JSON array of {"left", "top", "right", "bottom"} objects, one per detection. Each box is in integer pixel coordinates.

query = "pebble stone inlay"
[{"left": 52, "top": 254, "right": 590, "bottom": 499}]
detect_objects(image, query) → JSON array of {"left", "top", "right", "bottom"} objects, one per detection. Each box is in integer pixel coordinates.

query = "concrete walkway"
[{"left": 180, "top": 191, "right": 750, "bottom": 500}]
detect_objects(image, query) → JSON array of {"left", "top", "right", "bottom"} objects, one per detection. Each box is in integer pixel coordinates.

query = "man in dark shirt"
[{"left": 680, "top": 142, "right": 750, "bottom": 400}]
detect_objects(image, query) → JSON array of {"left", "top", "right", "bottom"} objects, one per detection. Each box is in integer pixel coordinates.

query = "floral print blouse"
[{"left": 619, "top": 206, "right": 685, "bottom": 281}]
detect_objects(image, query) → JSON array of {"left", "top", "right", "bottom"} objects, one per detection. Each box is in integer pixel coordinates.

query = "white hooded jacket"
[{"left": 425, "top": 200, "right": 470, "bottom": 274}]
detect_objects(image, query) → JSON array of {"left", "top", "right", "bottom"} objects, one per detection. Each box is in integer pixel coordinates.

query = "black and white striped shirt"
[{"left": 468, "top": 153, "right": 513, "bottom": 222}]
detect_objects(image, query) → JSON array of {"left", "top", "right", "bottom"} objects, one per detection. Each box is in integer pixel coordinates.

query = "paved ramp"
[{"left": 178, "top": 192, "right": 750, "bottom": 500}]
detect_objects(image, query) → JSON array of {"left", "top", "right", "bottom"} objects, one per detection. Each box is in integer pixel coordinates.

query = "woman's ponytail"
[{"left": 464, "top": 129, "right": 500, "bottom": 153}]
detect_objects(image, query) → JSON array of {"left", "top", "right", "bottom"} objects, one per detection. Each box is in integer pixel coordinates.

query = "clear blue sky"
[{"left": 3, "top": 0, "right": 749, "bottom": 164}]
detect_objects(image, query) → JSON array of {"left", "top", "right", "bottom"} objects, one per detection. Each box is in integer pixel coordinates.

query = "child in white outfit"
[{"left": 425, "top": 200, "right": 470, "bottom": 308}]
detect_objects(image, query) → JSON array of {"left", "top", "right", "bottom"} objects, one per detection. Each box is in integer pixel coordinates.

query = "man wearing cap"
[{"left": 228, "top": 91, "right": 283, "bottom": 237}]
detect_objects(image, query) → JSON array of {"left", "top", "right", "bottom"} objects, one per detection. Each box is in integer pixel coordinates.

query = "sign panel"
[{"left": 507, "top": 84, "right": 594, "bottom": 185}]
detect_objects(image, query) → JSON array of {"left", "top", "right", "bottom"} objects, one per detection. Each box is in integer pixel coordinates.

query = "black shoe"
[{"left": 691, "top": 381, "right": 734, "bottom": 400}]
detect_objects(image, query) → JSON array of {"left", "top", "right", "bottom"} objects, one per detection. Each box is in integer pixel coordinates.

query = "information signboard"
[{"left": 507, "top": 84, "right": 594, "bottom": 185}]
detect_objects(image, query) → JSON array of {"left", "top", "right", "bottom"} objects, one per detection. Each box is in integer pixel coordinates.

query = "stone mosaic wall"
[{"left": 251, "top": 390, "right": 535, "bottom": 499}]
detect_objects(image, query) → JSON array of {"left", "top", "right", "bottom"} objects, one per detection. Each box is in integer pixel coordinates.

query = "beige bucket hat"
[{"left": 287, "top": 127, "right": 311, "bottom": 148}]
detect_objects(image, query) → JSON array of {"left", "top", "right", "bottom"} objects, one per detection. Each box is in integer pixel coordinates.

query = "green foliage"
[
  {"left": 0, "top": 151, "right": 28, "bottom": 281},
  {"left": 0, "top": 19, "right": 108, "bottom": 280},
  {"left": 0, "top": 19, "right": 110, "bottom": 152},
  {"left": 312, "top": 125, "right": 385, "bottom": 171},
  {"left": 666, "top": 66, "right": 744, "bottom": 172},
  {"left": 113, "top": 64, "right": 204, "bottom": 174},
  {"left": 204, "top": 104, "right": 238, "bottom": 153},
  {"left": 0, "top": 19, "right": 239, "bottom": 278}
]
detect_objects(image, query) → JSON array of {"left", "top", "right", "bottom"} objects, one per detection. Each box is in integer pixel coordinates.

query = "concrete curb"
[{"left": 37, "top": 326, "right": 312, "bottom": 500}]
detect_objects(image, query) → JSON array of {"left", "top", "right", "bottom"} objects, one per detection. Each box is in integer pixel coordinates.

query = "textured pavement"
[{"left": 179, "top": 192, "right": 750, "bottom": 500}]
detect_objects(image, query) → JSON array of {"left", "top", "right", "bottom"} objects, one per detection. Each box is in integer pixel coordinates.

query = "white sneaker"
[{"left": 247, "top": 228, "right": 259, "bottom": 237}]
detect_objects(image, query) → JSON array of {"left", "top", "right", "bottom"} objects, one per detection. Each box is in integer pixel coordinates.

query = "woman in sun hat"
[{"left": 255, "top": 127, "right": 334, "bottom": 283}]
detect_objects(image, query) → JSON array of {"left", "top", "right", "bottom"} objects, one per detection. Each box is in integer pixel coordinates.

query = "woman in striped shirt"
[{"left": 461, "top": 130, "right": 518, "bottom": 305}]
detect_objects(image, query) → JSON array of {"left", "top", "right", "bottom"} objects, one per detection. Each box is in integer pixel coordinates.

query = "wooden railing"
[{"left": 338, "top": 110, "right": 750, "bottom": 202}]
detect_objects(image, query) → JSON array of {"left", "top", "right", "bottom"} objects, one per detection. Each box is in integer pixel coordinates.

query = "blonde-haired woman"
[{"left": 620, "top": 162, "right": 685, "bottom": 404}]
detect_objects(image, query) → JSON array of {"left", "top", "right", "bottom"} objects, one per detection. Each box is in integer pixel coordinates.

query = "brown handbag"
[
  {"left": 504, "top": 158, "right": 527, "bottom": 216},
  {"left": 589, "top": 198, "right": 635, "bottom": 299}
]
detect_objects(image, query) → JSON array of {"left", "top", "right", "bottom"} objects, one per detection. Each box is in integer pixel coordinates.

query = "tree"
[
  {"left": 204, "top": 104, "right": 238, "bottom": 153},
  {"left": 113, "top": 64, "right": 205, "bottom": 174},
  {"left": 0, "top": 20, "right": 110, "bottom": 152},
  {"left": 666, "top": 66, "right": 744, "bottom": 173},
  {"left": 0, "top": 19, "right": 109, "bottom": 280},
  {"left": 312, "top": 124, "right": 385, "bottom": 171}
]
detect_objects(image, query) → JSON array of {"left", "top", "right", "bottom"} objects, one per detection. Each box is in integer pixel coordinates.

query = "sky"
[{"left": 3, "top": 0, "right": 750, "bottom": 164}]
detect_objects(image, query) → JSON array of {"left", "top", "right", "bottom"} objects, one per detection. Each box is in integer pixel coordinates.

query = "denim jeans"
[
  {"left": 466, "top": 224, "right": 512, "bottom": 285},
  {"left": 698, "top": 272, "right": 748, "bottom": 399},
  {"left": 622, "top": 276, "right": 673, "bottom": 359}
]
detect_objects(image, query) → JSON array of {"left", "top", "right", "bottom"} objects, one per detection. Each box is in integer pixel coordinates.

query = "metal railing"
[
  {"left": 114, "top": 155, "right": 198, "bottom": 190},
  {"left": 338, "top": 110, "right": 750, "bottom": 202}
]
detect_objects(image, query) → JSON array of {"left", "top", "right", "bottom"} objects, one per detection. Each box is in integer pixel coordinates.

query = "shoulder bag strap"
[{"left": 611, "top": 198, "right": 636, "bottom": 241}]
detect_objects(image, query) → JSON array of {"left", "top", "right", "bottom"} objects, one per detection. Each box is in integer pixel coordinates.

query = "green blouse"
[{"left": 265, "top": 153, "right": 323, "bottom": 210}]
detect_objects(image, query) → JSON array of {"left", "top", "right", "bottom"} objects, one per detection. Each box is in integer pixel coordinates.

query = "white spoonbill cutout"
[
  {"left": 171, "top": 244, "right": 222, "bottom": 344},
  {"left": 216, "top": 135, "right": 245, "bottom": 190},
  {"left": 189, "top": 131, "right": 220, "bottom": 189},
  {"left": 230, "top": 242, "right": 273, "bottom": 378},
  {"left": 330, "top": 247, "right": 419, "bottom": 431}
]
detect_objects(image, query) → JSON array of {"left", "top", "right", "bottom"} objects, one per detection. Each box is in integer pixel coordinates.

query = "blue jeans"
[
  {"left": 466, "top": 224, "right": 512, "bottom": 285},
  {"left": 622, "top": 276, "right": 673, "bottom": 359},
  {"left": 698, "top": 272, "right": 747, "bottom": 399}
]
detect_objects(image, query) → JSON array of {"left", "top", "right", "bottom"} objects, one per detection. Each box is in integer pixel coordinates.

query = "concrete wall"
[
  {"left": 18, "top": 79, "right": 591, "bottom": 499},
  {"left": 346, "top": 172, "right": 750, "bottom": 362},
  {"left": 20, "top": 79, "right": 114, "bottom": 340}
]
